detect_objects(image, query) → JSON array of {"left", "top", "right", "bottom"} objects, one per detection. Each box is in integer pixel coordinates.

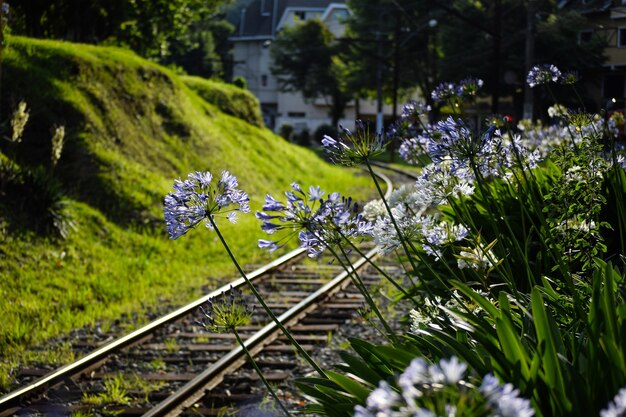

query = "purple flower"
[
  {"left": 257, "top": 184, "right": 372, "bottom": 257},
  {"left": 322, "top": 120, "right": 386, "bottom": 166},
  {"left": 526, "top": 64, "right": 561, "bottom": 88},
  {"left": 431, "top": 82, "right": 461, "bottom": 103},
  {"left": 164, "top": 170, "right": 250, "bottom": 239},
  {"left": 458, "top": 77, "right": 484, "bottom": 97}
]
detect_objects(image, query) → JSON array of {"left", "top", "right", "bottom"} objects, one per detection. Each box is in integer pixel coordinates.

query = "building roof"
[
  {"left": 232, "top": 0, "right": 345, "bottom": 39},
  {"left": 558, "top": 0, "right": 614, "bottom": 14}
]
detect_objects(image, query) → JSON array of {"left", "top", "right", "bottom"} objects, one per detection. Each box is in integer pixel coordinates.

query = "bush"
[
  {"left": 314, "top": 124, "right": 337, "bottom": 143},
  {"left": 293, "top": 128, "right": 311, "bottom": 146},
  {"left": 0, "top": 154, "right": 73, "bottom": 237},
  {"left": 232, "top": 76, "right": 247, "bottom": 89},
  {"left": 278, "top": 124, "right": 294, "bottom": 141}
]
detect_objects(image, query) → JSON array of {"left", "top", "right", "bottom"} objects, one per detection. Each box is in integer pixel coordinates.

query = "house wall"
[{"left": 231, "top": 2, "right": 408, "bottom": 135}]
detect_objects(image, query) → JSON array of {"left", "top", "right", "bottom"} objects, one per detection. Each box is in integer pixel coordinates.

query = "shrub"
[
  {"left": 293, "top": 128, "right": 311, "bottom": 146},
  {"left": 278, "top": 124, "right": 294, "bottom": 141},
  {"left": 232, "top": 76, "right": 247, "bottom": 89},
  {"left": 0, "top": 154, "right": 73, "bottom": 237},
  {"left": 314, "top": 123, "right": 338, "bottom": 143}
]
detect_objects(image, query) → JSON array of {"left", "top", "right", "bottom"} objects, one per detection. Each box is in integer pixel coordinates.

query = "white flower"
[
  {"left": 439, "top": 356, "right": 467, "bottom": 384},
  {"left": 601, "top": 387, "right": 626, "bottom": 417},
  {"left": 363, "top": 199, "right": 387, "bottom": 220},
  {"left": 480, "top": 374, "right": 535, "bottom": 417},
  {"left": 457, "top": 243, "right": 498, "bottom": 272},
  {"left": 547, "top": 104, "right": 569, "bottom": 118}
]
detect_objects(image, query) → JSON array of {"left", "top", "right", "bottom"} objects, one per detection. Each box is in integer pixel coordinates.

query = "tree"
[
  {"left": 270, "top": 19, "right": 351, "bottom": 127},
  {"left": 436, "top": 0, "right": 606, "bottom": 115},
  {"left": 166, "top": 20, "right": 235, "bottom": 79},
  {"left": 8, "top": 0, "right": 227, "bottom": 60},
  {"left": 343, "top": 0, "right": 441, "bottom": 117}
]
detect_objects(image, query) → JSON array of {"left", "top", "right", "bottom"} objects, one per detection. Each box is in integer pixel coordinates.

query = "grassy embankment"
[{"left": 0, "top": 36, "right": 372, "bottom": 386}]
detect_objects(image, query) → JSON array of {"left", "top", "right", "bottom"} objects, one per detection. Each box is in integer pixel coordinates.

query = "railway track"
[{"left": 0, "top": 167, "right": 415, "bottom": 417}]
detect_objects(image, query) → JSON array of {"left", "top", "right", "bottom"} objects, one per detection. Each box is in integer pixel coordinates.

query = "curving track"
[{"left": 0, "top": 167, "right": 415, "bottom": 416}]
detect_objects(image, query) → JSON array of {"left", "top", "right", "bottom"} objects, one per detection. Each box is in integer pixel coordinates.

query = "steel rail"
[
  {"left": 0, "top": 248, "right": 306, "bottom": 411},
  {"left": 369, "top": 160, "right": 420, "bottom": 180},
  {"left": 143, "top": 170, "right": 395, "bottom": 416},
  {"left": 143, "top": 246, "right": 380, "bottom": 417}
]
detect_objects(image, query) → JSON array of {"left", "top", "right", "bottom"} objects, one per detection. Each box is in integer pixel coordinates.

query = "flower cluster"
[
  {"left": 414, "top": 117, "right": 538, "bottom": 181},
  {"left": 431, "top": 78, "right": 484, "bottom": 103},
  {"left": 199, "top": 286, "right": 254, "bottom": 332},
  {"left": 456, "top": 241, "right": 500, "bottom": 272},
  {"left": 51, "top": 125, "right": 65, "bottom": 167},
  {"left": 257, "top": 183, "right": 372, "bottom": 257},
  {"left": 372, "top": 208, "right": 467, "bottom": 256},
  {"left": 354, "top": 357, "right": 534, "bottom": 417},
  {"left": 526, "top": 64, "right": 561, "bottom": 88},
  {"left": 164, "top": 170, "right": 250, "bottom": 239},
  {"left": 322, "top": 120, "right": 386, "bottom": 166},
  {"left": 10, "top": 101, "right": 29, "bottom": 143}
]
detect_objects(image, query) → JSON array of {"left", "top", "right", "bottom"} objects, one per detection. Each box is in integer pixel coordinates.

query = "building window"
[
  {"left": 619, "top": 27, "right": 626, "bottom": 48},
  {"left": 294, "top": 11, "right": 306, "bottom": 20},
  {"left": 578, "top": 30, "right": 592, "bottom": 44},
  {"left": 287, "top": 112, "right": 306, "bottom": 118},
  {"left": 261, "top": 74, "right": 268, "bottom": 87}
]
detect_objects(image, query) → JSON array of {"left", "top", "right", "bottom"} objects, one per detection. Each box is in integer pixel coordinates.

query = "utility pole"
[
  {"left": 390, "top": 11, "right": 401, "bottom": 161},
  {"left": 523, "top": 0, "right": 536, "bottom": 120},
  {"left": 491, "top": 0, "right": 502, "bottom": 114},
  {"left": 375, "top": 14, "right": 384, "bottom": 136}
]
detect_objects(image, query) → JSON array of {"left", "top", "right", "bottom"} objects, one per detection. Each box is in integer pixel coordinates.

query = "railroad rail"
[{"left": 0, "top": 167, "right": 414, "bottom": 416}]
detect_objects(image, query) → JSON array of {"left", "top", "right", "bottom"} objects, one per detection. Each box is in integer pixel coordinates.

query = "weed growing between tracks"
[{"left": 167, "top": 66, "right": 626, "bottom": 417}]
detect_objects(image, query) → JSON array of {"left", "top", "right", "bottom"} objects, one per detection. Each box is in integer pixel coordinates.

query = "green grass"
[
  {"left": 0, "top": 36, "right": 373, "bottom": 384},
  {"left": 181, "top": 75, "right": 264, "bottom": 127}
]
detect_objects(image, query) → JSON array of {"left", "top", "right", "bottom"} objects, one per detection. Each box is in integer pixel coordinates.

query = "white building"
[{"left": 230, "top": 0, "right": 400, "bottom": 134}]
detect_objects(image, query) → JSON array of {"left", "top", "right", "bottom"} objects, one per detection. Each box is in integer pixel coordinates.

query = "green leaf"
[
  {"left": 326, "top": 371, "right": 370, "bottom": 403},
  {"left": 451, "top": 280, "right": 500, "bottom": 317},
  {"left": 337, "top": 352, "right": 385, "bottom": 386},
  {"left": 531, "top": 287, "right": 571, "bottom": 410}
]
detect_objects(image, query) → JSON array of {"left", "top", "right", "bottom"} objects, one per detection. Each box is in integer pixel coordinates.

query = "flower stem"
[
  {"left": 364, "top": 159, "right": 419, "bottom": 277},
  {"left": 209, "top": 216, "right": 327, "bottom": 378},
  {"left": 233, "top": 327, "right": 291, "bottom": 417}
]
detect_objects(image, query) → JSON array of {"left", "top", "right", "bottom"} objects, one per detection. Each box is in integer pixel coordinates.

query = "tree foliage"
[
  {"left": 343, "top": 0, "right": 437, "bottom": 108},
  {"left": 270, "top": 19, "right": 351, "bottom": 127},
  {"left": 344, "top": 0, "right": 606, "bottom": 117},
  {"left": 8, "top": 0, "right": 227, "bottom": 62}
]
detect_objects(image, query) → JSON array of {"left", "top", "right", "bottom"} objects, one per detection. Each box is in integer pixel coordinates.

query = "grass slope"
[{"left": 0, "top": 36, "right": 372, "bottom": 382}]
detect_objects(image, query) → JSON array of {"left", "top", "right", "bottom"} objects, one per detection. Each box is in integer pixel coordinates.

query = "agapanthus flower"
[
  {"left": 164, "top": 170, "right": 250, "bottom": 239},
  {"left": 372, "top": 208, "right": 466, "bottom": 256},
  {"left": 456, "top": 241, "right": 499, "bottom": 272},
  {"left": 458, "top": 77, "right": 484, "bottom": 97},
  {"left": 355, "top": 357, "right": 534, "bottom": 417},
  {"left": 526, "top": 64, "right": 561, "bottom": 88},
  {"left": 199, "top": 286, "right": 254, "bottom": 332},
  {"left": 547, "top": 104, "right": 569, "bottom": 118},
  {"left": 322, "top": 120, "right": 386, "bottom": 166},
  {"left": 600, "top": 387, "right": 626, "bottom": 417},
  {"left": 431, "top": 82, "right": 460, "bottom": 103},
  {"left": 560, "top": 70, "right": 580, "bottom": 85},
  {"left": 402, "top": 100, "right": 432, "bottom": 118},
  {"left": 480, "top": 374, "right": 535, "bottom": 417},
  {"left": 257, "top": 183, "right": 372, "bottom": 257}
]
